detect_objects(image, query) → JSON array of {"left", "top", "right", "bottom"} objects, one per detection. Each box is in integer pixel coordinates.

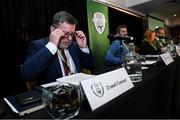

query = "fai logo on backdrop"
[
  {"left": 91, "top": 82, "right": 104, "bottom": 97},
  {"left": 92, "top": 12, "right": 106, "bottom": 35}
]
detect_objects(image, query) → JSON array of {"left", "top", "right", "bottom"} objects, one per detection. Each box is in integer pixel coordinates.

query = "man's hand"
[
  {"left": 49, "top": 28, "right": 64, "bottom": 46},
  {"left": 75, "top": 31, "right": 87, "bottom": 48}
]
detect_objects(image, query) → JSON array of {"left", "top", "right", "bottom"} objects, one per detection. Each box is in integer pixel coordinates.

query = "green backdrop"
[
  {"left": 148, "top": 16, "right": 164, "bottom": 30},
  {"left": 87, "top": 0, "right": 110, "bottom": 74}
]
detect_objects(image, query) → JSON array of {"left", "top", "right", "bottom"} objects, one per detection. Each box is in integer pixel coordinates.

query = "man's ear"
[{"left": 50, "top": 26, "right": 55, "bottom": 32}]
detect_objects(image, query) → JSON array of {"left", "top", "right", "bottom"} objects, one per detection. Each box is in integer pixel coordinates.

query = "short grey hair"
[
  {"left": 154, "top": 27, "right": 164, "bottom": 33},
  {"left": 52, "top": 11, "right": 78, "bottom": 27}
]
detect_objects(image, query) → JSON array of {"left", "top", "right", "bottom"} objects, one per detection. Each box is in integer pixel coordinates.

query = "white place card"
[
  {"left": 80, "top": 68, "right": 134, "bottom": 111},
  {"left": 160, "top": 52, "right": 174, "bottom": 65},
  {"left": 176, "top": 48, "right": 180, "bottom": 57}
]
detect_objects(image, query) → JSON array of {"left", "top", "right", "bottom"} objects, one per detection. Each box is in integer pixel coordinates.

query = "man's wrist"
[
  {"left": 80, "top": 46, "right": 90, "bottom": 53},
  {"left": 46, "top": 42, "right": 57, "bottom": 55}
]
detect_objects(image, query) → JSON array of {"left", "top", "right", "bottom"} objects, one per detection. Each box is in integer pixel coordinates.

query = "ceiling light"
[{"left": 174, "top": 14, "right": 177, "bottom": 17}]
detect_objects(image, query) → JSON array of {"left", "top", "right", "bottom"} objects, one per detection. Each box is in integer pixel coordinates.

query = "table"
[
  {"left": 0, "top": 56, "right": 180, "bottom": 119},
  {"left": 172, "top": 56, "right": 180, "bottom": 117}
]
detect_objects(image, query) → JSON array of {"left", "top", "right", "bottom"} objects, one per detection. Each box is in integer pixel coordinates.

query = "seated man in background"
[
  {"left": 154, "top": 27, "right": 166, "bottom": 49},
  {"left": 21, "top": 11, "right": 93, "bottom": 85},
  {"left": 104, "top": 25, "right": 129, "bottom": 72},
  {"left": 140, "top": 30, "right": 161, "bottom": 55}
]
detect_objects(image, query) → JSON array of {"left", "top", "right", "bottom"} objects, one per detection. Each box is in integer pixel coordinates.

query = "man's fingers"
[{"left": 75, "top": 31, "right": 85, "bottom": 38}]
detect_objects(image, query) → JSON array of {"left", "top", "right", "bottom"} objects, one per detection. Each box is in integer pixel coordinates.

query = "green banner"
[{"left": 87, "top": 0, "right": 110, "bottom": 74}]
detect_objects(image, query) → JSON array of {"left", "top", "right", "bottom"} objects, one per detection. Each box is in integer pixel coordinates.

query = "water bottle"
[{"left": 123, "top": 43, "right": 142, "bottom": 82}]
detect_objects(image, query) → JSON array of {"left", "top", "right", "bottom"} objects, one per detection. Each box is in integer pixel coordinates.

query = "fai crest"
[
  {"left": 91, "top": 82, "right": 104, "bottom": 97},
  {"left": 92, "top": 12, "right": 106, "bottom": 35}
]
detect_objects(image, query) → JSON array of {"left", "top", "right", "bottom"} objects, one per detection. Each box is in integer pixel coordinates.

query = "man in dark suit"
[
  {"left": 21, "top": 11, "right": 93, "bottom": 85},
  {"left": 154, "top": 27, "right": 166, "bottom": 48}
]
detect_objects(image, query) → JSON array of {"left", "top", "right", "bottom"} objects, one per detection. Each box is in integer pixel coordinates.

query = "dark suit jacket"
[
  {"left": 21, "top": 37, "right": 93, "bottom": 85},
  {"left": 140, "top": 40, "right": 161, "bottom": 55}
]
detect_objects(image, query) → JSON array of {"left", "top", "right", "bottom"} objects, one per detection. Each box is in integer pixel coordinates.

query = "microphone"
[{"left": 107, "top": 34, "right": 134, "bottom": 43}]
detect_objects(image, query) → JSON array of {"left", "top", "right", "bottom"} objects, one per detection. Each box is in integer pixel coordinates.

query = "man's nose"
[{"left": 67, "top": 35, "right": 73, "bottom": 41}]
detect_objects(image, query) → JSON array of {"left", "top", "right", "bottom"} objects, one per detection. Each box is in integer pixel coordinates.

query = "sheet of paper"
[
  {"left": 144, "top": 55, "right": 160, "bottom": 58},
  {"left": 141, "top": 60, "right": 156, "bottom": 65},
  {"left": 41, "top": 82, "right": 59, "bottom": 88},
  {"left": 56, "top": 73, "right": 95, "bottom": 85},
  {"left": 142, "top": 66, "right": 149, "bottom": 69}
]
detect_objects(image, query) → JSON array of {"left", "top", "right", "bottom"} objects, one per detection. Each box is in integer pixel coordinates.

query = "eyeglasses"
[
  {"left": 52, "top": 25, "right": 77, "bottom": 39},
  {"left": 64, "top": 32, "right": 77, "bottom": 38}
]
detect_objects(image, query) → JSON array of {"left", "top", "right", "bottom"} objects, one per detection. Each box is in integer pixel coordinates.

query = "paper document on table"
[
  {"left": 142, "top": 67, "right": 148, "bottom": 69},
  {"left": 41, "top": 82, "right": 59, "bottom": 88},
  {"left": 56, "top": 73, "right": 95, "bottom": 85},
  {"left": 144, "top": 55, "right": 160, "bottom": 58},
  {"left": 141, "top": 60, "right": 156, "bottom": 65}
]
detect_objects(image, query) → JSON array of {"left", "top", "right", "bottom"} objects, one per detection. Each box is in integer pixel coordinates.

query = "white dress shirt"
[{"left": 46, "top": 42, "right": 90, "bottom": 77}]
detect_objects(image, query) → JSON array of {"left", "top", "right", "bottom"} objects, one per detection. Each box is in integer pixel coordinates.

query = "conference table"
[{"left": 1, "top": 56, "right": 180, "bottom": 119}]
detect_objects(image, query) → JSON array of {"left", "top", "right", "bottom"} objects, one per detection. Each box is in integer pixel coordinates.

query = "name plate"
[
  {"left": 160, "top": 52, "right": 174, "bottom": 65},
  {"left": 176, "top": 48, "right": 180, "bottom": 57},
  {"left": 80, "top": 68, "right": 134, "bottom": 111}
]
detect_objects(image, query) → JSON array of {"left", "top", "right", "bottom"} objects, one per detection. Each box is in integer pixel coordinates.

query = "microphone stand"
[{"left": 122, "top": 40, "right": 129, "bottom": 52}]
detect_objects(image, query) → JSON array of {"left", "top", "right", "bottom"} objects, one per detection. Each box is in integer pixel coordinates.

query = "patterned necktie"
[{"left": 59, "top": 49, "right": 71, "bottom": 76}]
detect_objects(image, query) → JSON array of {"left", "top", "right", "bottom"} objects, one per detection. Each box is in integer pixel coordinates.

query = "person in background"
[
  {"left": 140, "top": 30, "right": 161, "bottom": 55},
  {"left": 154, "top": 27, "right": 166, "bottom": 49},
  {"left": 104, "top": 25, "right": 129, "bottom": 72},
  {"left": 21, "top": 11, "right": 93, "bottom": 85}
]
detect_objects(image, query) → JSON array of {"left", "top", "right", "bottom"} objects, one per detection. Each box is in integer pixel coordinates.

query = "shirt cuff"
[
  {"left": 80, "top": 46, "right": 90, "bottom": 54},
  {"left": 46, "top": 42, "right": 57, "bottom": 55}
]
